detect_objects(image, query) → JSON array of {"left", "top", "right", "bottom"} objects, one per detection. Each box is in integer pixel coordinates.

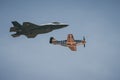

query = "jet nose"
[
  {"left": 62, "top": 24, "right": 69, "bottom": 27},
  {"left": 65, "top": 24, "right": 69, "bottom": 27},
  {"left": 53, "top": 23, "right": 68, "bottom": 30}
]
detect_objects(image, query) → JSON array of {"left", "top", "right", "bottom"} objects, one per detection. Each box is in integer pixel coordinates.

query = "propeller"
[
  {"left": 83, "top": 36, "right": 86, "bottom": 47},
  {"left": 83, "top": 36, "right": 85, "bottom": 41}
]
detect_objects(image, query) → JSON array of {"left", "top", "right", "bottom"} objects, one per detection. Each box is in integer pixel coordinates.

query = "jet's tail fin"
[
  {"left": 10, "top": 21, "right": 22, "bottom": 32},
  {"left": 49, "top": 37, "right": 57, "bottom": 44},
  {"left": 12, "top": 21, "right": 22, "bottom": 27}
]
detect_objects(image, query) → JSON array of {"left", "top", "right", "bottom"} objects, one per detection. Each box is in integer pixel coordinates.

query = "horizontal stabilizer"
[{"left": 11, "top": 33, "right": 20, "bottom": 37}]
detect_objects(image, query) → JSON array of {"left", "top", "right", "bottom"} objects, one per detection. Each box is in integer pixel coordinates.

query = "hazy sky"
[{"left": 0, "top": 0, "right": 120, "bottom": 80}]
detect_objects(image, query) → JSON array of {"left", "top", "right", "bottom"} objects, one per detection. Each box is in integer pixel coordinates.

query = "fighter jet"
[
  {"left": 49, "top": 34, "right": 86, "bottom": 51},
  {"left": 10, "top": 21, "right": 68, "bottom": 38}
]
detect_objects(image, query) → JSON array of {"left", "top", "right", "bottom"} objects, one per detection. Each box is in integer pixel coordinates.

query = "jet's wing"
[
  {"left": 25, "top": 33, "right": 37, "bottom": 38},
  {"left": 68, "top": 46, "right": 77, "bottom": 51},
  {"left": 23, "top": 22, "right": 38, "bottom": 29}
]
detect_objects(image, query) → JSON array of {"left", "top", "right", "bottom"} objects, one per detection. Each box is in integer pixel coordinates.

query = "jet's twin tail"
[{"left": 10, "top": 21, "right": 22, "bottom": 32}]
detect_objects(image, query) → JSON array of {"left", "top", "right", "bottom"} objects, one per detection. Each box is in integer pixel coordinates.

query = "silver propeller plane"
[
  {"left": 10, "top": 21, "right": 68, "bottom": 38},
  {"left": 50, "top": 34, "right": 86, "bottom": 51}
]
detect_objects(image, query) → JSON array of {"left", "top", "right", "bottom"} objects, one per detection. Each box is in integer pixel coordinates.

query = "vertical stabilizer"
[
  {"left": 12, "top": 21, "right": 22, "bottom": 27},
  {"left": 49, "top": 37, "right": 56, "bottom": 44},
  {"left": 10, "top": 21, "right": 22, "bottom": 32}
]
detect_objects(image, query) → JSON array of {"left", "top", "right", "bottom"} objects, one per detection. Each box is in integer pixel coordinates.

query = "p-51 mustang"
[
  {"left": 49, "top": 34, "right": 86, "bottom": 51},
  {"left": 10, "top": 21, "right": 68, "bottom": 38}
]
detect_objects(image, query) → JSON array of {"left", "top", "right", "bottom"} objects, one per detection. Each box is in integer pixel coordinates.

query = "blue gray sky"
[{"left": 0, "top": 0, "right": 120, "bottom": 80}]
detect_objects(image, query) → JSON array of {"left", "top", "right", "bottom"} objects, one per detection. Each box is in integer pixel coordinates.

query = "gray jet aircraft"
[{"left": 10, "top": 21, "right": 68, "bottom": 38}]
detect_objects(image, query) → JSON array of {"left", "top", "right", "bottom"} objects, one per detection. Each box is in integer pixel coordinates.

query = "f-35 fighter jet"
[{"left": 10, "top": 21, "right": 68, "bottom": 38}]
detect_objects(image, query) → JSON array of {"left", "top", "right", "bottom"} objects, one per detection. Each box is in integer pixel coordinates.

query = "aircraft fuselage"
[{"left": 10, "top": 21, "right": 68, "bottom": 38}]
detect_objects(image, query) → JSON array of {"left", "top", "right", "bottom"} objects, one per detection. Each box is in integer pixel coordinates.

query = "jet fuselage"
[{"left": 10, "top": 21, "right": 68, "bottom": 38}]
